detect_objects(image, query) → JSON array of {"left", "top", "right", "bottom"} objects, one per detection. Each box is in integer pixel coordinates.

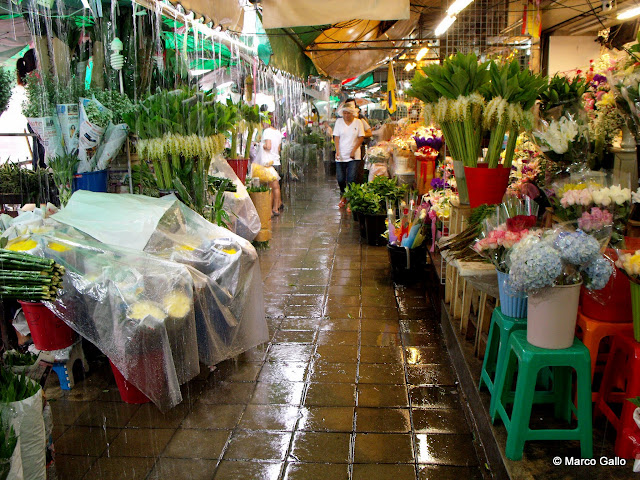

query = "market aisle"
[{"left": 50, "top": 170, "right": 483, "bottom": 480}]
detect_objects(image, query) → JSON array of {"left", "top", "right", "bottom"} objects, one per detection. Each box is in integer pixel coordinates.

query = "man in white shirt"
[{"left": 333, "top": 100, "right": 365, "bottom": 208}]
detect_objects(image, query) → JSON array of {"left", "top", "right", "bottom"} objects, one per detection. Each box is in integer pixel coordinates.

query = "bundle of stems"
[
  {"left": 0, "top": 249, "right": 65, "bottom": 301},
  {"left": 439, "top": 204, "right": 494, "bottom": 261}
]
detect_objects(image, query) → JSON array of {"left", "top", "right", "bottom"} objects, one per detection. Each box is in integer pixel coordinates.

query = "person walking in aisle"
[
  {"left": 334, "top": 99, "right": 364, "bottom": 208},
  {"left": 258, "top": 110, "right": 283, "bottom": 216}
]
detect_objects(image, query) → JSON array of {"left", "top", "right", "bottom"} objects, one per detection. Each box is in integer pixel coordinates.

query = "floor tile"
[
  {"left": 404, "top": 347, "right": 448, "bottom": 366},
  {"left": 53, "top": 455, "right": 96, "bottom": 480},
  {"left": 82, "top": 456, "right": 155, "bottom": 480},
  {"left": 401, "top": 332, "right": 442, "bottom": 347},
  {"left": 358, "top": 363, "right": 406, "bottom": 384},
  {"left": 357, "top": 384, "right": 409, "bottom": 407},
  {"left": 317, "top": 317, "right": 360, "bottom": 331},
  {"left": 258, "top": 362, "right": 309, "bottom": 383},
  {"left": 414, "top": 434, "right": 479, "bottom": 466},
  {"left": 297, "top": 406, "right": 354, "bottom": 432},
  {"left": 148, "top": 458, "right": 217, "bottom": 480},
  {"left": 352, "top": 463, "right": 417, "bottom": 480},
  {"left": 289, "top": 431, "right": 351, "bottom": 462},
  {"left": 360, "top": 346, "right": 405, "bottom": 364},
  {"left": 406, "top": 364, "right": 456, "bottom": 386},
  {"left": 213, "top": 460, "right": 282, "bottom": 479},
  {"left": 181, "top": 402, "right": 245, "bottom": 429},
  {"left": 108, "top": 428, "right": 173, "bottom": 457},
  {"left": 73, "top": 401, "right": 139, "bottom": 428},
  {"left": 360, "top": 330, "right": 402, "bottom": 346},
  {"left": 224, "top": 430, "right": 291, "bottom": 461},
  {"left": 239, "top": 404, "right": 300, "bottom": 431},
  {"left": 409, "top": 386, "right": 462, "bottom": 409},
  {"left": 49, "top": 400, "right": 88, "bottom": 425},
  {"left": 284, "top": 462, "right": 350, "bottom": 480},
  {"left": 355, "top": 407, "right": 411, "bottom": 432},
  {"left": 326, "top": 295, "right": 361, "bottom": 307},
  {"left": 412, "top": 409, "right": 470, "bottom": 434},
  {"left": 273, "top": 330, "right": 317, "bottom": 344},
  {"left": 55, "top": 426, "right": 120, "bottom": 456},
  {"left": 308, "top": 362, "right": 357, "bottom": 383},
  {"left": 314, "top": 345, "right": 358, "bottom": 363},
  {"left": 211, "top": 362, "right": 262, "bottom": 382},
  {"left": 317, "top": 330, "right": 359, "bottom": 346},
  {"left": 417, "top": 465, "right": 483, "bottom": 479},
  {"left": 250, "top": 381, "right": 305, "bottom": 405},
  {"left": 267, "top": 344, "right": 315, "bottom": 363},
  {"left": 199, "top": 382, "right": 256, "bottom": 404},
  {"left": 304, "top": 383, "right": 356, "bottom": 407},
  {"left": 360, "top": 318, "right": 401, "bottom": 333},
  {"left": 279, "top": 318, "right": 321, "bottom": 330},
  {"left": 126, "top": 403, "right": 190, "bottom": 429},
  {"left": 354, "top": 432, "right": 414, "bottom": 463},
  {"left": 163, "top": 428, "right": 230, "bottom": 459}
]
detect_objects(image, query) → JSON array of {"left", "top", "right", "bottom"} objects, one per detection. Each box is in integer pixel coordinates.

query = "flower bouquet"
[
  {"left": 473, "top": 197, "right": 539, "bottom": 317},
  {"left": 535, "top": 75, "right": 591, "bottom": 172},
  {"left": 508, "top": 228, "right": 612, "bottom": 348}
]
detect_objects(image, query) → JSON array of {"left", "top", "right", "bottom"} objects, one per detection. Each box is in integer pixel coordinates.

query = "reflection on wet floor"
[{"left": 49, "top": 172, "right": 483, "bottom": 480}]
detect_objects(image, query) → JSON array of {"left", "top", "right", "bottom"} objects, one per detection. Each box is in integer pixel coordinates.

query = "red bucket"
[
  {"left": 580, "top": 249, "right": 632, "bottom": 323},
  {"left": 109, "top": 360, "right": 150, "bottom": 404},
  {"left": 464, "top": 165, "right": 511, "bottom": 208},
  {"left": 18, "top": 301, "right": 76, "bottom": 351},
  {"left": 227, "top": 158, "right": 249, "bottom": 181}
]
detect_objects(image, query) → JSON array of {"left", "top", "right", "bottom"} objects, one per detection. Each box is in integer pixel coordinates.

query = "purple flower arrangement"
[{"left": 430, "top": 178, "right": 448, "bottom": 190}]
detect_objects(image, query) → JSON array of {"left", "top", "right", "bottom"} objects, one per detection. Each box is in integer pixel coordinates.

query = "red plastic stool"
[
  {"left": 576, "top": 310, "right": 634, "bottom": 401},
  {"left": 594, "top": 335, "right": 640, "bottom": 459}
]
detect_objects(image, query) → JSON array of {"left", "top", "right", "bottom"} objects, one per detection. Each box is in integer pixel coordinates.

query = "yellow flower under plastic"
[{"left": 7, "top": 239, "right": 37, "bottom": 251}]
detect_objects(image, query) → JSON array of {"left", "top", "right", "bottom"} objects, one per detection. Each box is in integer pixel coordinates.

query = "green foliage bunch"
[
  {"left": 49, "top": 154, "right": 81, "bottom": 207},
  {"left": 345, "top": 177, "right": 406, "bottom": 215},
  {"left": 538, "top": 75, "right": 590, "bottom": 112},
  {"left": 0, "top": 67, "right": 13, "bottom": 116},
  {"left": 0, "top": 368, "right": 40, "bottom": 403}
]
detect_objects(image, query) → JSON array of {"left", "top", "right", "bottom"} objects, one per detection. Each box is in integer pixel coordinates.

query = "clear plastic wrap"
[
  {"left": 20, "top": 229, "right": 200, "bottom": 412},
  {"left": 208, "top": 155, "right": 261, "bottom": 241},
  {"left": 51, "top": 191, "right": 267, "bottom": 366}
]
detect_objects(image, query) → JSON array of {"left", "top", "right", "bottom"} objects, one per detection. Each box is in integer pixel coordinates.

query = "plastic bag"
[
  {"left": 368, "top": 163, "right": 389, "bottom": 182},
  {"left": 56, "top": 103, "right": 79, "bottom": 155},
  {"left": 4, "top": 387, "right": 45, "bottom": 480},
  {"left": 251, "top": 163, "right": 279, "bottom": 183},
  {"left": 26, "top": 116, "right": 64, "bottom": 165},
  {"left": 209, "top": 155, "right": 261, "bottom": 241}
]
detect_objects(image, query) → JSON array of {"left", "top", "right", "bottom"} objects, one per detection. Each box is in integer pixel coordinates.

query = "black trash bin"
[{"left": 387, "top": 243, "right": 427, "bottom": 284}]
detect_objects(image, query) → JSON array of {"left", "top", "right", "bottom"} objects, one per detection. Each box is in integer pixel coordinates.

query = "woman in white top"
[
  {"left": 259, "top": 112, "right": 283, "bottom": 216},
  {"left": 333, "top": 100, "right": 365, "bottom": 208}
]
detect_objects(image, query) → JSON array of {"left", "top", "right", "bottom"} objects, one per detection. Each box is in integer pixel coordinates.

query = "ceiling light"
[
  {"left": 447, "top": 0, "right": 474, "bottom": 16},
  {"left": 435, "top": 16, "right": 456, "bottom": 37},
  {"left": 617, "top": 5, "right": 640, "bottom": 19},
  {"left": 405, "top": 62, "right": 416, "bottom": 72},
  {"left": 416, "top": 47, "right": 429, "bottom": 61}
]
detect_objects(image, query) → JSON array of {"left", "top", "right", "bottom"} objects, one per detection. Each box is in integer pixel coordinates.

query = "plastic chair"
[
  {"left": 479, "top": 307, "right": 527, "bottom": 423},
  {"left": 49, "top": 341, "right": 89, "bottom": 390},
  {"left": 594, "top": 334, "right": 640, "bottom": 459},
  {"left": 576, "top": 310, "right": 634, "bottom": 401},
  {"left": 493, "top": 331, "right": 593, "bottom": 461}
]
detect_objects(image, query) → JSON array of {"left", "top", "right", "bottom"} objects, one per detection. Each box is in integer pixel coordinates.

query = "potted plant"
[
  {"left": 246, "top": 184, "right": 272, "bottom": 242},
  {"left": 228, "top": 102, "right": 261, "bottom": 181},
  {"left": 508, "top": 229, "right": 613, "bottom": 348},
  {"left": 615, "top": 250, "right": 640, "bottom": 341}
]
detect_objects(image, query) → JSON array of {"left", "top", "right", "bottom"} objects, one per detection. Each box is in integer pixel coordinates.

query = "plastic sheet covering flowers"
[
  {"left": 6, "top": 191, "right": 268, "bottom": 410},
  {"left": 508, "top": 227, "right": 613, "bottom": 293},
  {"left": 13, "top": 228, "right": 200, "bottom": 411},
  {"left": 473, "top": 197, "right": 540, "bottom": 273}
]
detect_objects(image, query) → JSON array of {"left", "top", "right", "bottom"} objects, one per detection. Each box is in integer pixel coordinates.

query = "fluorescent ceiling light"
[
  {"left": 416, "top": 47, "right": 429, "bottom": 61},
  {"left": 435, "top": 16, "right": 456, "bottom": 37},
  {"left": 447, "top": 0, "right": 474, "bottom": 16},
  {"left": 617, "top": 5, "right": 640, "bottom": 19}
]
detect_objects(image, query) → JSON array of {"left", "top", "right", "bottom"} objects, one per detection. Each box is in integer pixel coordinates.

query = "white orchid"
[{"left": 536, "top": 116, "right": 580, "bottom": 154}]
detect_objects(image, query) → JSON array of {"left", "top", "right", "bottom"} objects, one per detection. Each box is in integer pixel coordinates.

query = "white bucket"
[{"left": 526, "top": 283, "right": 581, "bottom": 349}]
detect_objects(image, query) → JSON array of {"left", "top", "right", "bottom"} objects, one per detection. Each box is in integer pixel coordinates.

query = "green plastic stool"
[
  {"left": 493, "top": 331, "right": 593, "bottom": 461},
  {"left": 479, "top": 307, "right": 528, "bottom": 422}
]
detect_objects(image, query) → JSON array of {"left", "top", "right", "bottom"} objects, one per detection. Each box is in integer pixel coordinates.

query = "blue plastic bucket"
[
  {"left": 73, "top": 169, "right": 108, "bottom": 193},
  {"left": 497, "top": 270, "right": 527, "bottom": 319}
]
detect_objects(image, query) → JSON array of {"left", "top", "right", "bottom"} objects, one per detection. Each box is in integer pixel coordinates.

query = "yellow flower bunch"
[{"left": 617, "top": 250, "right": 640, "bottom": 277}]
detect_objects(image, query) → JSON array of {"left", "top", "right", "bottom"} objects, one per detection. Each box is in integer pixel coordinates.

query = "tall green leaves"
[
  {"left": 484, "top": 59, "right": 547, "bottom": 110},
  {"left": 407, "top": 53, "right": 490, "bottom": 102},
  {"left": 538, "top": 75, "right": 589, "bottom": 111}
]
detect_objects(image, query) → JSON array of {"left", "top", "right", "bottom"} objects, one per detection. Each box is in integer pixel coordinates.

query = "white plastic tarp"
[{"left": 261, "top": 0, "right": 410, "bottom": 28}]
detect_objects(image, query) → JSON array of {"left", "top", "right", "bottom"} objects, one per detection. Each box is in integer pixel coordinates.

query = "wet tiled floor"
[{"left": 48, "top": 170, "right": 483, "bottom": 479}]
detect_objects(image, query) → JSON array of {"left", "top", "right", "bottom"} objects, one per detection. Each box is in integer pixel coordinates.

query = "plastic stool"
[
  {"left": 48, "top": 341, "right": 89, "bottom": 390},
  {"left": 479, "top": 307, "right": 527, "bottom": 422},
  {"left": 594, "top": 335, "right": 640, "bottom": 459},
  {"left": 576, "top": 310, "right": 634, "bottom": 401},
  {"left": 493, "top": 331, "right": 593, "bottom": 461}
]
